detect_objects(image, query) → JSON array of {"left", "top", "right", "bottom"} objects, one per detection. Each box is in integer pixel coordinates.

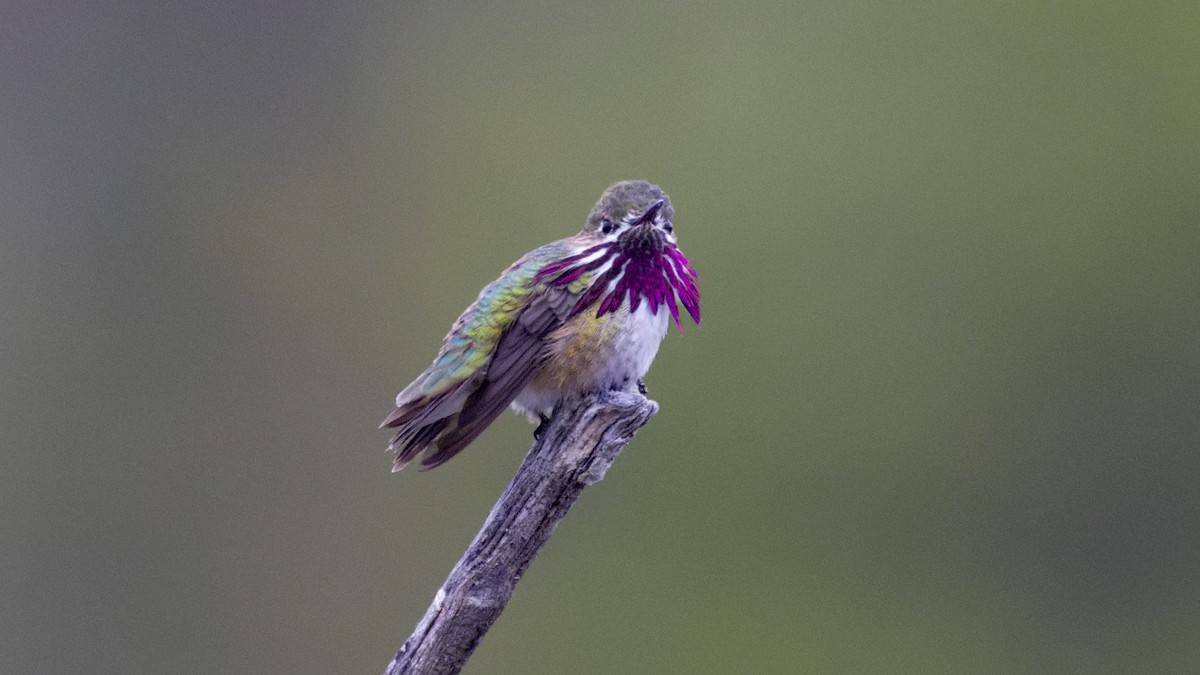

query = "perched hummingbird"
[{"left": 381, "top": 180, "right": 700, "bottom": 471}]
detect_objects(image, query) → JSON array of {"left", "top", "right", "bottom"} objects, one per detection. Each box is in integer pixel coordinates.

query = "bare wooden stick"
[{"left": 383, "top": 388, "right": 659, "bottom": 675}]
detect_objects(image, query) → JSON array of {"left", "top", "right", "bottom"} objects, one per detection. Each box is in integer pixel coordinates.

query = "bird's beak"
[
  {"left": 635, "top": 200, "right": 665, "bottom": 226},
  {"left": 627, "top": 200, "right": 667, "bottom": 253}
]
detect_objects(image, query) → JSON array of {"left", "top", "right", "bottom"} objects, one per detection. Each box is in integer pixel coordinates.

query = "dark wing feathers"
[
  {"left": 384, "top": 283, "right": 577, "bottom": 471},
  {"left": 420, "top": 327, "right": 544, "bottom": 467},
  {"left": 415, "top": 288, "right": 575, "bottom": 469},
  {"left": 393, "top": 416, "right": 452, "bottom": 470},
  {"left": 456, "top": 297, "right": 565, "bottom": 428}
]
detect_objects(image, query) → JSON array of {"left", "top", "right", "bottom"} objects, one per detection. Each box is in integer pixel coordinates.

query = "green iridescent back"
[{"left": 409, "top": 238, "right": 586, "bottom": 399}]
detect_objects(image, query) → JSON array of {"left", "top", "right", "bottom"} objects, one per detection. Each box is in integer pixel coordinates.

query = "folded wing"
[{"left": 381, "top": 242, "right": 575, "bottom": 470}]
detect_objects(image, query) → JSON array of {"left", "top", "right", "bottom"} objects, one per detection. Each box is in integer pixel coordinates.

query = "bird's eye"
[
  {"left": 600, "top": 219, "right": 615, "bottom": 235},
  {"left": 663, "top": 223, "right": 674, "bottom": 233}
]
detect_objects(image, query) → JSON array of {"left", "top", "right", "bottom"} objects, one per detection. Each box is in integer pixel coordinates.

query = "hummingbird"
[{"left": 381, "top": 180, "right": 700, "bottom": 471}]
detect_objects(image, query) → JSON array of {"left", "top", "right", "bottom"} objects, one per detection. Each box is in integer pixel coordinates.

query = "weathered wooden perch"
[{"left": 383, "top": 387, "right": 659, "bottom": 675}]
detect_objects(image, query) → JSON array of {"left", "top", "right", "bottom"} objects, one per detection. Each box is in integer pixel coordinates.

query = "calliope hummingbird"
[{"left": 381, "top": 180, "right": 700, "bottom": 471}]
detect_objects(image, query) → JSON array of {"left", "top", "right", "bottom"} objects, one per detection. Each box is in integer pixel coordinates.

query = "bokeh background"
[{"left": 4, "top": 1, "right": 1199, "bottom": 672}]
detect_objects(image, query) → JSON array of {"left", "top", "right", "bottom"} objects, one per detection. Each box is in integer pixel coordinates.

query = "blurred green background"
[{"left": 4, "top": 1, "right": 1199, "bottom": 672}]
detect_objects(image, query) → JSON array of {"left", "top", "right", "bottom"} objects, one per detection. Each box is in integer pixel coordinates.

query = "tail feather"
[
  {"left": 381, "top": 384, "right": 526, "bottom": 472},
  {"left": 416, "top": 405, "right": 509, "bottom": 470},
  {"left": 381, "top": 379, "right": 480, "bottom": 470},
  {"left": 379, "top": 404, "right": 418, "bottom": 430},
  {"left": 381, "top": 389, "right": 457, "bottom": 471},
  {"left": 380, "top": 386, "right": 467, "bottom": 432},
  {"left": 390, "top": 415, "right": 453, "bottom": 472}
]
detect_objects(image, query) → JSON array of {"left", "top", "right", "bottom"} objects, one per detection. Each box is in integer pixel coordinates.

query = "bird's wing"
[
  {"left": 381, "top": 241, "right": 577, "bottom": 470},
  {"left": 415, "top": 285, "right": 576, "bottom": 469}
]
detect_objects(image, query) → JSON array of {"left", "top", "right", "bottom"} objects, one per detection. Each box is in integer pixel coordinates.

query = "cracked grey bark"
[{"left": 383, "top": 388, "right": 659, "bottom": 675}]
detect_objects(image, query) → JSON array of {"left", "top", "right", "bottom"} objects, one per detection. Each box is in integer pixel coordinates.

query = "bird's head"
[{"left": 580, "top": 180, "right": 676, "bottom": 254}]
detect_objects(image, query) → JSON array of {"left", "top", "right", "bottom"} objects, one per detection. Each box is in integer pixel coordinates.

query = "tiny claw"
[
  {"left": 534, "top": 413, "right": 552, "bottom": 440},
  {"left": 637, "top": 379, "right": 647, "bottom": 395}
]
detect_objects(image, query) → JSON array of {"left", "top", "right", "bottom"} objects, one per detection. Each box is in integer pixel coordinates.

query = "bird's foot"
[
  {"left": 534, "top": 413, "right": 552, "bottom": 440},
  {"left": 636, "top": 378, "right": 647, "bottom": 395}
]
